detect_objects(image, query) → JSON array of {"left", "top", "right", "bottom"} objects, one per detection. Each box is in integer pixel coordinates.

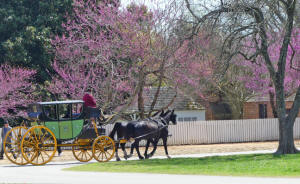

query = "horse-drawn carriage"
[{"left": 2, "top": 100, "right": 115, "bottom": 165}]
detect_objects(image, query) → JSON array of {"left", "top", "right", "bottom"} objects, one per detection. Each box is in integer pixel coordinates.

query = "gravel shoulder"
[{"left": 2, "top": 140, "right": 300, "bottom": 165}]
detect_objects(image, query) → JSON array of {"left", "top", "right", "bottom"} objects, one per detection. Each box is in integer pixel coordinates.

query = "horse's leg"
[
  {"left": 126, "top": 142, "right": 135, "bottom": 158},
  {"left": 144, "top": 139, "right": 151, "bottom": 159},
  {"left": 133, "top": 140, "right": 144, "bottom": 160},
  {"left": 115, "top": 142, "right": 121, "bottom": 161},
  {"left": 162, "top": 136, "right": 171, "bottom": 159},
  {"left": 148, "top": 138, "right": 159, "bottom": 158},
  {"left": 120, "top": 143, "right": 129, "bottom": 160}
]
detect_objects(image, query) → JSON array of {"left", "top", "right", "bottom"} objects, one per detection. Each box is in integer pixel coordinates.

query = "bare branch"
[
  {"left": 288, "top": 42, "right": 299, "bottom": 71},
  {"left": 238, "top": 51, "right": 261, "bottom": 63},
  {"left": 185, "top": 0, "right": 201, "bottom": 22}
]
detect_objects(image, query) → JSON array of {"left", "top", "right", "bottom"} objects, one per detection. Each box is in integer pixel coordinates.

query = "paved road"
[{"left": 1, "top": 151, "right": 300, "bottom": 184}]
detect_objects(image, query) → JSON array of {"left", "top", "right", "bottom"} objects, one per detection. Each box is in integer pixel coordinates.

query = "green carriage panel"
[
  {"left": 59, "top": 121, "right": 73, "bottom": 139},
  {"left": 72, "top": 119, "right": 84, "bottom": 138},
  {"left": 45, "top": 122, "right": 59, "bottom": 139},
  {"left": 44, "top": 120, "right": 84, "bottom": 140}
]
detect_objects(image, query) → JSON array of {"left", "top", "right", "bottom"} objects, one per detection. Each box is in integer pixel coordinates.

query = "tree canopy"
[
  {"left": 0, "top": 0, "right": 73, "bottom": 82},
  {"left": 183, "top": 0, "right": 299, "bottom": 154}
]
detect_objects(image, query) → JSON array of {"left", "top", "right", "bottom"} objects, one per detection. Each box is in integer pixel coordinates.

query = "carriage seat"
[
  {"left": 72, "top": 113, "right": 81, "bottom": 118},
  {"left": 27, "top": 112, "right": 41, "bottom": 119},
  {"left": 84, "top": 107, "right": 102, "bottom": 119}
]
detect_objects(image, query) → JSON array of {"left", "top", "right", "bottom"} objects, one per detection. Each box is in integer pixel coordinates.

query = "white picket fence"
[
  {"left": 1, "top": 118, "right": 300, "bottom": 150},
  {"left": 167, "top": 118, "right": 300, "bottom": 145},
  {"left": 104, "top": 118, "right": 300, "bottom": 146}
]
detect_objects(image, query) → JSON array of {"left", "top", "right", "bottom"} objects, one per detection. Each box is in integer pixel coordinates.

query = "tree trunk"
[
  {"left": 138, "top": 73, "right": 145, "bottom": 119},
  {"left": 230, "top": 101, "right": 243, "bottom": 119},
  {"left": 275, "top": 118, "right": 298, "bottom": 154},
  {"left": 269, "top": 91, "right": 278, "bottom": 118}
]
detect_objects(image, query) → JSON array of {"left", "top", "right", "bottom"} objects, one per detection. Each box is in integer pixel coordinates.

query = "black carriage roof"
[{"left": 37, "top": 100, "right": 84, "bottom": 105}]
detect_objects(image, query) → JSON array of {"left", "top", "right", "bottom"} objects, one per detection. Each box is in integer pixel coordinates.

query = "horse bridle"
[{"left": 148, "top": 116, "right": 168, "bottom": 126}]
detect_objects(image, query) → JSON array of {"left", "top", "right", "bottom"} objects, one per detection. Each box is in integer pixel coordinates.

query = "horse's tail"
[{"left": 109, "top": 122, "right": 121, "bottom": 139}]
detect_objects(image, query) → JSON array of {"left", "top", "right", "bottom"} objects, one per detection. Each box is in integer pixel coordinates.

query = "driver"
[{"left": 82, "top": 91, "right": 97, "bottom": 108}]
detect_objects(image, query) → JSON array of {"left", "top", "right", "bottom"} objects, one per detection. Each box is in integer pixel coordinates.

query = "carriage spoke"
[
  {"left": 40, "top": 152, "right": 45, "bottom": 163},
  {"left": 23, "top": 140, "right": 35, "bottom": 146},
  {"left": 5, "top": 141, "right": 13, "bottom": 147},
  {"left": 103, "top": 151, "right": 108, "bottom": 159},
  {"left": 40, "top": 132, "right": 47, "bottom": 142},
  {"left": 96, "top": 151, "right": 102, "bottom": 160},
  {"left": 101, "top": 152, "right": 104, "bottom": 160},
  {"left": 12, "top": 129, "right": 18, "bottom": 138},
  {"left": 96, "top": 151, "right": 101, "bottom": 158},
  {"left": 41, "top": 149, "right": 50, "bottom": 158},
  {"left": 21, "top": 155, "right": 25, "bottom": 164},
  {"left": 8, "top": 147, "right": 15, "bottom": 152},
  {"left": 17, "top": 128, "right": 23, "bottom": 136},
  {"left": 77, "top": 150, "right": 83, "bottom": 158},
  {"left": 74, "top": 149, "right": 80, "bottom": 154},
  {"left": 7, "top": 135, "right": 18, "bottom": 142},
  {"left": 105, "top": 150, "right": 112, "bottom": 157},
  {"left": 79, "top": 152, "right": 84, "bottom": 160},
  {"left": 43, "top": 136, "right": 52, "bottom": 143},
  {"left": 31, "top": 150, "right": 38, "bottom": 162},
  {"left": 33, "top": 131, "right": 38, "bottom": 142},
  {"left": 27, "top": 135, "right": 35, "bottom": 143},
  {"left": 86, "top": 150, "right": 92, "bottom": 158},
  {"left": 84, "top": 152, "right": 88, "bottom": 161}
]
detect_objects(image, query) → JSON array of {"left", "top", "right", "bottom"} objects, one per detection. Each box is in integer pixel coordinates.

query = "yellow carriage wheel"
[
  {"left": 72, "top": 139, "right": 93, "bottom": 162},
  {"left": 21, "top": 126, "right": 57, "bottom": 166},
  {"left": 92, "top": 136, "right": 115, "bottom": 162},
  {"left": 3, "top": 126, "right": 29, "bottom": 165}
]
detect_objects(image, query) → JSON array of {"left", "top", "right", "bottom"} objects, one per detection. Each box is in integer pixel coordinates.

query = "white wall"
[
  {"left": 105, "top": 118, "right": 300, "bottom": 146},
  {"left": 175, "top": 110, "right": 206, "bottom": 121},
  {"left": 166, "top": 118, "right": 300, "bottom": 145}
]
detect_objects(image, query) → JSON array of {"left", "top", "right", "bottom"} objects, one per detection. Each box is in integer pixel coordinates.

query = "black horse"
[
  {"left": 109, "top": 111, "right": 164, "bottom": 161},
  {"left": 138, "top": 110, "right": 177, "bottom": 159},
  {"left": 109, "top": 110, "right": 177, "bottom": 161}
]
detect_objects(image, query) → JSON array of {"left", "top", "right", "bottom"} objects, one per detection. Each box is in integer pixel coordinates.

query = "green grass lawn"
[{"left": 65, "top": 153, "right": 300, "bottom": 177}]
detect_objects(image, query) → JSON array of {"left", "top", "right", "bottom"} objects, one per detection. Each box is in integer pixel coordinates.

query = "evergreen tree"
[{"left": 0, "top": 0, "right": 73, "bottom": 82}]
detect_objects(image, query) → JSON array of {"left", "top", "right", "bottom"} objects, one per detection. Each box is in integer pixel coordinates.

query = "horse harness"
[{"left": 116, "top": 117, "right": 169, "bottom": 143}]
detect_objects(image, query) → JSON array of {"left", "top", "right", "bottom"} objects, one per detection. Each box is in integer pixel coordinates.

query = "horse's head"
[{"left": 161, "top": 109, "right": 177, "bottom": 125}]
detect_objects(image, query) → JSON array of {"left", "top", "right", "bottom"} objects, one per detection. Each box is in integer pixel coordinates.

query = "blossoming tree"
[
  {"left": 0, "top": 64, "right": 36, "bottom": 117},
  {"left": 50, "top": 0, "right": 182, "bottom": 119}
]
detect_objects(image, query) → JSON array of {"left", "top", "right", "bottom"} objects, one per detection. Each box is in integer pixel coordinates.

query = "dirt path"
[{"left": 1, "top": 140, "right": 300, "bottom": 165}]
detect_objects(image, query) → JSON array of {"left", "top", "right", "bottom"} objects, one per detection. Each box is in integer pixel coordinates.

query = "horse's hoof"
[
  {"left": 116, "top": 157, "right": 121, "bottom": 161},
  {"left": 139, "top": 156, "right": 144, "bottom": 160},
  {"left": 167, "top": 155, "right": 171, "bottom": 159}
]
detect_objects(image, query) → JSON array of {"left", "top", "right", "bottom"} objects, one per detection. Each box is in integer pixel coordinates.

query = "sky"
[{"left": 121, "top": 0, "right": 168, "bottom": 9}]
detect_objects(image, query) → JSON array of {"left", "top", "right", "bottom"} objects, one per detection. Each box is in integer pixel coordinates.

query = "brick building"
[
  {"left": 242, "top": 98, "right": 300, "bottom": 119},
  {"left": 206, "top": 94, "right": 300, "bottom": 120}
]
